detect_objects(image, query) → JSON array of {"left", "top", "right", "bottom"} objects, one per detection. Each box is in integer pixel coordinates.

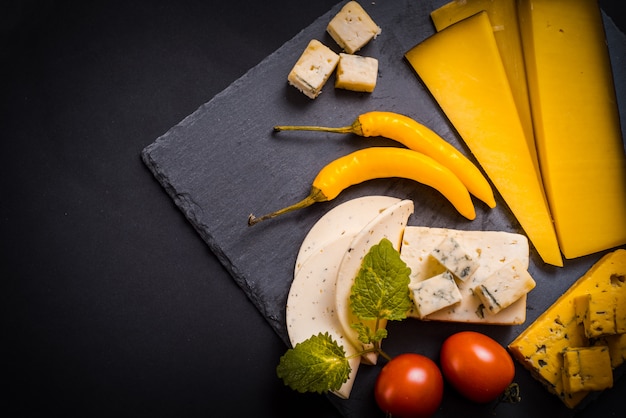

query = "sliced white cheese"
[
  {"left": 400, "top": 226, "right": 529, "bottom": 324},
  {"left": 335, "top": 53, "right": 378, "bottom": 93},
  {"left": 286, "top": 235, "right": 360, "bottom": 399},
  {"left": 474, "top": 259, "right": 536, "bottom": 315},
  {"left": 287, "top": 39, "right": 339, "bottom": 99},
  {"left": 326, "top": 1, "right": 381, "bottom": 54},
  {"left": 430, "top": 235, "right": 480, "bottom": 281},
  {"left": 335, "top": 199, "right": 414, "bottom": 365},
  {"left": 295, "top": 196, "right": 400, "bottom": 276},
  {"left": 410, "top": 271, "right": 462, "bottom": 318}
]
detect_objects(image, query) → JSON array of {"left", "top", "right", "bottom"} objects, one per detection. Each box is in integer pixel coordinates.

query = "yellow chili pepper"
[
  {"left": 248, "top": 147, "right": 475, "bottom": 226},
  {"left": 274, "top": 111, "right": 496, "bottom": 208}
]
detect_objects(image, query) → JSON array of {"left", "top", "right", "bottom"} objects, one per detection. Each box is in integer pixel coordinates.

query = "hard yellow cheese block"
[
  {"left": 508, "top": 249, "right": 626, "bottom": 408},
  {"left": 518, "top": 0, "right": 626, "bottom": 258},
  {"left": 430, "top": 0, "right": 538, "bottom": 174},
  {"left": 405, "top": 11, "right": 562, "bottom": 267}
]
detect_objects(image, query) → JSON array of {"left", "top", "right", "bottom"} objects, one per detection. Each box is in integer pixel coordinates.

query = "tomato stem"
[{"left": 492, "top": 382, "right": 521, "bottom": 413}]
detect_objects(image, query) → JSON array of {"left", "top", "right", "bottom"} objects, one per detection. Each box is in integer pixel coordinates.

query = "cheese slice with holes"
[{"left": 508, "top": 249, "right": 626, "bottom": 408}]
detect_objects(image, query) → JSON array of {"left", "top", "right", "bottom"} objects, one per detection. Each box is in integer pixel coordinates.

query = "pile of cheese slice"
[
  {"left": 285, "top": 196, "right": 536, "bottom": 398},
  {"left": 405, "top": 0, "right": 626, "bottom": 265}
]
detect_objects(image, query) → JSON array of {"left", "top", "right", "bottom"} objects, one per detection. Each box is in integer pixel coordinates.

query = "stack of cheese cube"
[{"left": 287, "top": 1, "right": 381, "bottom": 99}]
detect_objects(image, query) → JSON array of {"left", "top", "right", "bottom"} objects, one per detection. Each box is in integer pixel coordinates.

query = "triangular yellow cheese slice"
[
  {"left": 430, "top": 0, "right": 537, "bottom": 174},
  {"left": 405, "top": 11, "right": 563, "bottom": 267},
  {"left": 518, "top": 0, "right": 626, "bottom": 258}
]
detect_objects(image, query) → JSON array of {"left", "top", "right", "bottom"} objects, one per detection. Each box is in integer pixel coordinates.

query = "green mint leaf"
[
  {"left": 350, "top": 238, "right": 412, "bottom": 321},
  {"left": 352, "top": 321, "right": 388, "bottom": 344},
  {"left": 276, "top": 332, "right": 351, "bottom": 394}
]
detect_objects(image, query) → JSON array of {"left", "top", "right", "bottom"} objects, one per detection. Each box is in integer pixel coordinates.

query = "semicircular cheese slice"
[
  {"left": 295, "top": 195, "right": 401, "bottom": 276},
  {"left": 286, "top": 235, "right": 360, "bottom": 399},
  {"left": 335, "top": 199, "right": 414, "bottom": 365}
]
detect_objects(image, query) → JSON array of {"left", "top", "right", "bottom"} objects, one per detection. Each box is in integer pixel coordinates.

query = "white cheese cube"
[
  {"left": 430, "top": 236, "right": 479, "bottom": 281},
  {"left": 335, "top": 53, "right": 378, "bottom": 93},
  {"left": 474, "top": 259, "right": 536, "bottom": 315},
  {"left": 409, "top": 271, "right": 462, "bottom": 319},
  {"left": 326, "top": 1, "right": 381, "bottom": 54},
  {"left": 287, "top": 39, "right": 339, "bottom": 99}
]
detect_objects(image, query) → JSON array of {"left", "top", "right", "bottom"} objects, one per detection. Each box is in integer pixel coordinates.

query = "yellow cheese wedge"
[
  {"left": 518, "top": 0, "right": 626, "bottom": 258},
  {"left": 405, "top": 11, "right": 562, "bottom": 267},
  {"left": 430, "top": 0, "right": 538, "bottom": 173},
  {"left": 508, "top": 249, "right": 626, "bottom": 408}
]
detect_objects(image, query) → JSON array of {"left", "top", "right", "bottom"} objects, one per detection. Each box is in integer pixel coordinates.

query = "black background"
[{"left": 3, "top": 1, "right": 624, "bottom": 417}]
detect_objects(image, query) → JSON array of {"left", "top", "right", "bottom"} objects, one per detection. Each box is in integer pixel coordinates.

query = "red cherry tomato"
[
  {"left": 374, "top": 353, "right": 444, "bottom": 418},
  {"left": 439, "top": 331, "right": 515, "bottom": 403}
]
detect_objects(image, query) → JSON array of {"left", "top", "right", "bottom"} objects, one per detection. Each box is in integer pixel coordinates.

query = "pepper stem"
[
  {"left": 247, "top": 187, "right": 328, "bottom": 226},
  {"left": 273, "top": 118, "right": 363, "bottom": 136},
  {"left": 273, "top": 124, "right": 354, "bottom": 134}
]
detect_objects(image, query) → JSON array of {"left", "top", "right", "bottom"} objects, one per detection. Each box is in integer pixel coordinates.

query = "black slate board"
[{"left": 141, "top": 1, "right": 626, "bottom": 417}]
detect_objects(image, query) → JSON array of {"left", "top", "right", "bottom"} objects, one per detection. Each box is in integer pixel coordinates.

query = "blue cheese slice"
[
  {"left": 326, "top": 1, "right": 381, "bottom": 54},
  {"left": 335, "top": 53, "right": 378, "bottom": 92},
  {"left": 400, "top": 226, "right": 529, "bottom": 324},
  {"left": 430, "top": 236, "right": 479, "bottom": 281},
  {"left": 474, "top": 259, "right": 536, "bottom": 315},
  {"left": 410, "top": 271, "right": 462, "bottom": 318},
  {"left": 287, "top": 39, "right": 339, "bottom": 99}
]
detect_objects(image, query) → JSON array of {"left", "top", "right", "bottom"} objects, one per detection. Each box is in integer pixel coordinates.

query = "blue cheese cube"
[
  {"left": 474, "top": 259, "right": 536, "bottom": 315},
  {"left": 335, "top": 53, "right": 378, "bottom": 92},
  {"left": 409, "top": 271, "right": 462, "bottom": 318},
  {"left": 287, "top": 39, "right": 339, "bottom": 99},
  {"left": 430, "top": 236, "right": 479, "bottom": 281},
  {"left": 326, "top": 1, "right": 381, "bottom": 54},
  {"left": 562, "top": 346, "right": 613, "bottom": 393}
]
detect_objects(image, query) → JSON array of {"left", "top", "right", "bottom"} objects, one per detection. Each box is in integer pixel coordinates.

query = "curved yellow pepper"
[
  {"left": 248, "top": 147, "right": 475, "bottom": 226},
  {"left": 274, "top": 111, "right": 496, "bottom": 208}
]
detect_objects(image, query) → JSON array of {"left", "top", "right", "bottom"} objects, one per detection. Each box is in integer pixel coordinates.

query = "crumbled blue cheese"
[
  {"left": 430, "top": 236, "right": 479, "bottom": 281},
  {"left": 287, "top": 39, "right": 339, "bottom": 99},
  {"left": 474, "top": 259, "right": 536, "bottom": 315},
  {"left": 326, "top": 1, "right": 381, "bottom": 54},
  {"left": 400, "top": 226, "right": 529, "bottom": 325},
  {"left": 335, "top": 53, "right": 378, "bottom": 92},
  {"left": 409, "top": 271, "right": 462, "bottom": 318}
]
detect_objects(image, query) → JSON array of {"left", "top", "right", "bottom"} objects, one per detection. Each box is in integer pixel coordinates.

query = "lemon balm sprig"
[{"left": 276, "top": 238, "right": 412, "bottom": 393}]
